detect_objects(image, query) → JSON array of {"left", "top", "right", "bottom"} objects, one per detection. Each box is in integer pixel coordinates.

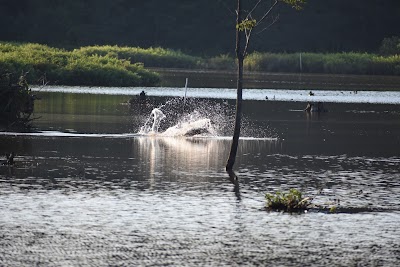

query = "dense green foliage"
[
  {"left": 75, "top": 45, "right": 202, "bottom": 69},
  {"left": 0, "top": 0, "right": 399, "bottom": 55},
  {"left": 1, "top": 42, "right": 399, "bottom": 82},
  {"left": 0, "top": 43, "right": 160, "bottom": 86},
  {"left": 245, "top": 52, "right": 400, "bottom": 75},
  {"left": 265, "top": 189, "right": 312, "bottom": 212}
]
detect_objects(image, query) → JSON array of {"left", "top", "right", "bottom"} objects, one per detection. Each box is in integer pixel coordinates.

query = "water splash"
[
  {"left": 138, "top": 97, "right": 275, "bottom": 138},
  {"left": 162, "top": 117, "right": 216, "bottom": 137},
  {"left": 138, "top": 98, "right": 231, "bottom": 137},
  {"left": 139, "top": 107, "right": 217, "bottom": 137}
]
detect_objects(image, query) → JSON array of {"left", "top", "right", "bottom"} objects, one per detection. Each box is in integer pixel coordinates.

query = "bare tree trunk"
[
  {"left": 226, "top": 0, "right": 243, "bottom": 172},
  {"left": 225, "top": 0, "right": 305, "bottom": 173}
]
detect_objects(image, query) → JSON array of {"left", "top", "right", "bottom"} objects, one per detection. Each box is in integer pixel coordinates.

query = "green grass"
[
  {"left": 1, "top": 42, "right": 399, "bottom": 87},
  {"left": 0, "top": 42, "right": 160, "bottom": 86},
  {"left": 245, "top": 52, "right": 400, "bottom": 75},
  {"left": 75, "top": 45, "right": 202, "bottom": 69}
]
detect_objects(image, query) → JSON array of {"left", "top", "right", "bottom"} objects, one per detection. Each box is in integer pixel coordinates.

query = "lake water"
[{"left": 1, "top": 84, "right": 400, "bottom": 266}]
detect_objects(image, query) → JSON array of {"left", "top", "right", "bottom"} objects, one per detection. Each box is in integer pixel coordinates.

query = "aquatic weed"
[{"left": 265, "top": 189, "right": 312, "bottom": 212}]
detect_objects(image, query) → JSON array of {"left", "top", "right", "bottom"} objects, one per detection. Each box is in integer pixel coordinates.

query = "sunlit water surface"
[
  {"left": 33, "top": 85, "right": 400, "bottom": 104},
  {"left": 1, "top": 86, "right": 400, "bottom": 266}
]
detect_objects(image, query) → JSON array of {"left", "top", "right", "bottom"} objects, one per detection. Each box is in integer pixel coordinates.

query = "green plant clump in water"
[{"left": 265, "top": 189, "right": 312, "bottom": 212}]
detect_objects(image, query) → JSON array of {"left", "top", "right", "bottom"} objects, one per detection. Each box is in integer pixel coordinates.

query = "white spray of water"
[
  {"left": 151, "top": 108, "right": 166, "bottom": 132},
  {"left": 139, "top": 108, "right": 216, "bottom": 137},
  {"left": 162, "top": 118, "right": 215, "bottom": 137},
  {"left": 137, "top": 98, "right": 275, "bottom": 138},
  {"left": 139, "top": 108, "right": 166, "bottom": 135}
]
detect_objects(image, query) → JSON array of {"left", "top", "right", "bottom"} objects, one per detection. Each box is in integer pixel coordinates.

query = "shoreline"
[
  {"left": 30, "top": 87, "right": 400, "bottom": 105},
  {"left": 151, "top": 68, "right": 400, "bottom": 91}
]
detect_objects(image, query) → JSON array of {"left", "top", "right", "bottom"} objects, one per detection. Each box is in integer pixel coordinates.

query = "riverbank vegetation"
[
  {"left": 1, "top": 42, "right": 399, "bottom": 88},
  {"left": 73, "top": 44, "right": 400, "bottom": 76},
  {"left": 245, "top": 52, "right": 400, "bottom": 76},
  {"left": 0, "top": 43, "right": 160, "bottom": 87},
  {"left": 75, "top": 45, "right": 202, "bottom": 69}
]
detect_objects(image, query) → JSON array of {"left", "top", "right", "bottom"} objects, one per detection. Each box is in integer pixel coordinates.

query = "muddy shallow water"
[{"left": 1, "top": 87, "right": 400, "bottom": 266}]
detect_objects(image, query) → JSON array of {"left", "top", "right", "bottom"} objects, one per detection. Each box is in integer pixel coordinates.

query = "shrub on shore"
[
  {"left": 0, "top": 42, "right": 160, "bottom": 87},
  {"left": 205, "top": 54, "right": 236, "bottom": 70},
  {"left": 75, "top": 45, "right": 202, "bottom": 69}
]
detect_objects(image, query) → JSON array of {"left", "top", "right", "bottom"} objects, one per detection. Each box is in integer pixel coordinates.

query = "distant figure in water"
[{"left": 309, "top": 91, "right": 314, "bottom": 96}]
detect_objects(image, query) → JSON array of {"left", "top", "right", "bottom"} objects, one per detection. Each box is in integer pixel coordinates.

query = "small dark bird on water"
[{"left": 2, "top": 152, "right": 15, "bottom": 166}]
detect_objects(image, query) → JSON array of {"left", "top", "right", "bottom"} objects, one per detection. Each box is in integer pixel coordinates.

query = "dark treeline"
[{"left": 0, "top": 0, "right": 399, "bottom": 55}]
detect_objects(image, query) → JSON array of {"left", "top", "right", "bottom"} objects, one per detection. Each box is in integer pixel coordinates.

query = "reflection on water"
[
  {"left": 139, "top": 137, "right": 226, "bottom": 179},
  {"left": 0, "top": 135, "right": 400, "bottom": 266},
  {"left": 1, "top": 90, "right": 400, "bottom": 266}
]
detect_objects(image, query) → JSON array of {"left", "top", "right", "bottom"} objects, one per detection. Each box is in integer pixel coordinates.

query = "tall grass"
[
  {"left": 0, "top": 43, "right": 160, "bottom": 86},
  {"left": 245, "top": 52, "right": 400, "bottom": 75},
  {"left": 1, "top": 42, "right": 399, "bottom": 85},
  {"left": 75, "top": 45, "right": 202, "bottom": 69},
  {"left": 204, "top": 54, "right": 236, "bottom": 70}
]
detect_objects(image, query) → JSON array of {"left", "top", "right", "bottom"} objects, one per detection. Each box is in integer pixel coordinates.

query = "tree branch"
[
  {"left": 256, "top": 14, "right": 280, "bottom": 34},
  {"left": 256, "top": 0, "right": 279, "bottom": 26},
  {"left": 246, "top": 0, "right": 263, "bottom": 20},
  {"left": 244, "top": 29, "right": 252, "bottom": 56}
]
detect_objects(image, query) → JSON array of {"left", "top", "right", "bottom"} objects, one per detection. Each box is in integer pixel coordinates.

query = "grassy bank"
[
  {"left": 75, "top": 45, "right": 202, "bottom": 69},
  {"left": 1, "top": 43, "right": 399, "bottom": 88},
  {"left": 245, "top": 52, "right": 400, "bottom": 76},
  {"left": 0, "top": 43, "right": 160, "bottom": 87},
  {"left": 75, "top": 46, "right": 400, "bottom": 76}
]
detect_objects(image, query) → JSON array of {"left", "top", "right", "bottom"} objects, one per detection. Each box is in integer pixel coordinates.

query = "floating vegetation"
[
  {"left": 265, "top": 189, "right": 312, "bottom": 212},
  {"left": 265, "top": 188, "right": 385, "bottom": 214}
]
